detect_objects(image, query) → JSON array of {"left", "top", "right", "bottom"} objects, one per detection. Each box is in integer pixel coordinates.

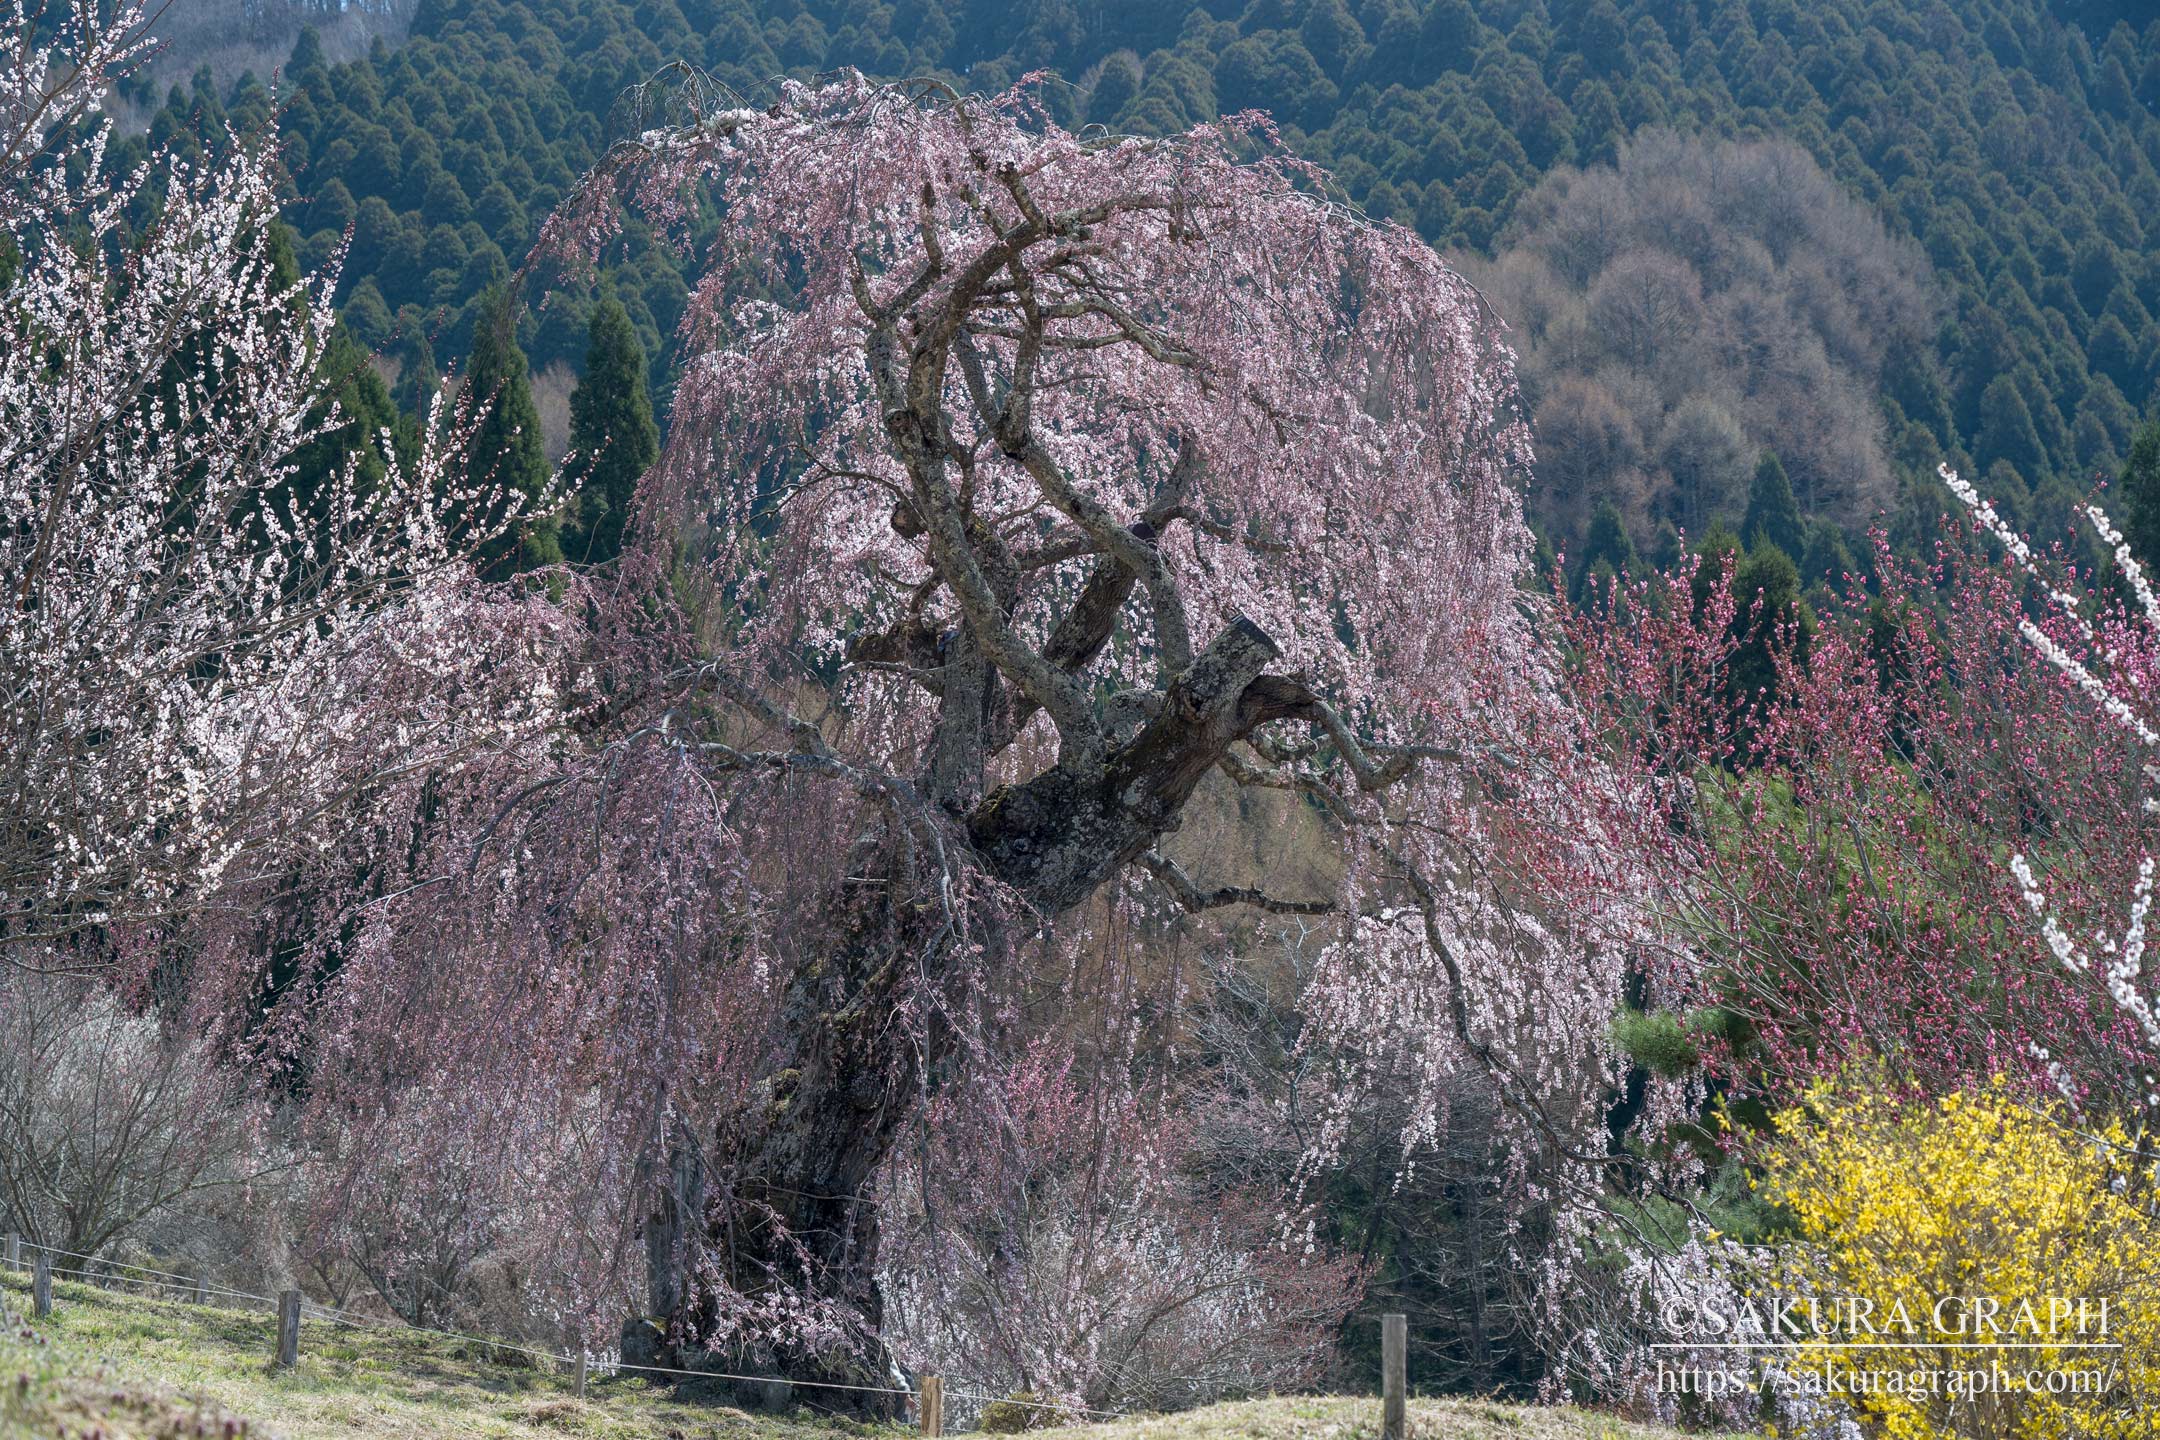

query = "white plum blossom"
[
  {"left": 0, "top": 0, "right": 552, "bottom": 965},
  {"left": 1947, "top": 464, "right": 2160, "bottom": 1050}
]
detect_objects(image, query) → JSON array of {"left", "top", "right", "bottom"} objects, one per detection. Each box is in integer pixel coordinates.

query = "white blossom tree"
[{"left": 0, "top": 0, "right": 549, "bottom": 967}]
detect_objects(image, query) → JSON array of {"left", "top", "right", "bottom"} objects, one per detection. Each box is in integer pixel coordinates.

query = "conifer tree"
[
  {"left": 1741, "top": 451, "right": 1804, "bottom": 561},
  {"left": 288, "top": 25, "right": 327, "bottom": 79},
  {"left": 564, "top": 297, "right": 659, "bottom": 566},
  {"left": 1797, "top": 519, "right": 1857, "bottom": 594},
  {"left": 397, "top": 326, "right": 440, "bottom": 420},
  {"left": 465, "top": 284, "right": 560, "bottom": 576},
  {"left": 1690, "top": 522, "right": 1743, "bottom": 621},
  {"left": 1570, "top": 497, "right": 1638, "bottom": 605},
  {"left": 291, "top": 323, "right": 403, "bottom": 510},
  {"left": 1978, "top": 373, "right": 2047, "bottom": 483},
  {"left": 1647, "top": 521, "right": 1682, "bottom": 573},
  {"left": 2119, "top": 414, "right": 2160, "bottom": 571},
  {"left": 1727, "top": 544, "right": 1813, "bottom": 756}
]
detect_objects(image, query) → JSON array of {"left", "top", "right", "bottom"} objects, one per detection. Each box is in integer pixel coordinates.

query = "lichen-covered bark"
[{"left": 967, "top": 617, "right": 1285, "bottom": 911}]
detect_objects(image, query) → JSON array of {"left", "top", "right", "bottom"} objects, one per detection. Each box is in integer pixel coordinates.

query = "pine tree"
[
  {"left": 563, "top": 297, "right": 659, "bottom": 566},
  {"left": 465, "top": 284, "right": 559, "bottom": 577},
  {"left": 1741, "top": 451, "right": 1804, "bottom": 561}
]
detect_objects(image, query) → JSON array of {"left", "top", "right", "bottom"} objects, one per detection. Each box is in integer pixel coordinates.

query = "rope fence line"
[
  {"left": 1, "top": 1235, "right": 1135, "bottom": 1424},
  {"left": 26, "top": 1259, "right": 267, "bottom": 1314},
  {"left": 37, "top": 1249, "right": 204, "bottom": 1288}
]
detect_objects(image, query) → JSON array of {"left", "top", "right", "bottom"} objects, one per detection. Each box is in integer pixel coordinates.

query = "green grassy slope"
[
  {"left": 0, "top": 1271, "right": 1726, "bottom": 1440},
  {"left": 1026, "top": 1398, "right": 1731, "bottom": 1440},
  {"left": 0, "top": 1269, "right": 886, "bottom": 1440}
]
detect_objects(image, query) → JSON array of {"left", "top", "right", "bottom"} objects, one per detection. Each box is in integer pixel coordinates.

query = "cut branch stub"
[{"left": 967, "top": 615, "right": 1281, "bottom": 911}]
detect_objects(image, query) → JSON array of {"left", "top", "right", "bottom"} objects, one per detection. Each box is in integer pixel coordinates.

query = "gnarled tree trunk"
[
  {"left": 691, "top": 885, "right": 941, "bottom": 1412},
  {"left": 687, "top": 617, "right": 1304, "bottom": 1412}
]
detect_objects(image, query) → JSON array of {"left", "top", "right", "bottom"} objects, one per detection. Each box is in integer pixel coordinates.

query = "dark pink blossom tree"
[{"left": 1567, "top": 491, "right": 2160, "bottom": 1123}]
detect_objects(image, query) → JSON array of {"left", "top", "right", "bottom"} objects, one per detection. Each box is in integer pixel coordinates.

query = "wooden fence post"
[
  {"left": 4, "top": 1232, "right": 18, "bottom": 1273},
  {"left": 193, "top": 1274, "right": 208, "bottom": 1304},
  {"left": 919, "top": 1374, "right": 944, "bottom": 1439},
  {"left": 32, "top": 1250, "right": 51, "bottom": 1319},
  {"left": 276, "top": 1289, "right": 301, "bottom": 1367},
  {"left": 1382, "top": 1312, "right": 1406, "bottom": 1440},
  {"left": 574, "top": 1352, "right": 588, "bottom": 1399}
]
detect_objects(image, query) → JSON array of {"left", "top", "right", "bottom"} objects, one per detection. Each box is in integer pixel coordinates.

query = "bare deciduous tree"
[
  {"left": 1471, "top": 130, "right": 1937, "bottom": 548},
  {"left": 0, "top": 973, "right": 262, "bottom": 1260}
]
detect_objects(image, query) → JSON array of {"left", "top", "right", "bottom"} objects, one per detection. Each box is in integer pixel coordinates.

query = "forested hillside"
[{"left": 120, "top": 0, "right": 2160, "bottom": 554}]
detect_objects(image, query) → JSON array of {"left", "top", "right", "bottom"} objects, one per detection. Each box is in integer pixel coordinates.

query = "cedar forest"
[{"left": 125, "top": 0, "right": 2160, "bottom": 575}]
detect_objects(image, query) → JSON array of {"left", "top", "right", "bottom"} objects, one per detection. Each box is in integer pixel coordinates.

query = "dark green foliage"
[
  {"left": 1978, "top": 373, "right": 2048, "bottom": 482},
  {"left": 2119, "top": 414, "right": 2160, "bottom": 571},
  {"left": 1797, "top": 521, "right": 1859, "bottom": 595},
  {"left": 1690, "top": 524, "right": 1743, "bottom": 623},
  {"left": 1087, "top": 53, "right": 1140, "bottom": 127},
  {"left": 1741, "top": 453, "right": 1803, "bottom": 563},
  {"left": 1612, "top": 1008, "right": 1700, "bottom": 1080},
  {"left": 1727, "top": 543, "right": 1815, "bottom": 734},
  {"left": 288, "top": 323, "right": 408, "bottom": 525},
  {"left": 1525, "top": 519, "right": 1560, "bottom": 596},
  {"left": 464, "top": 285, "right": 560, "bottom": 577},
  {"left": 120, "top": 0, "right": 2160, "bottom": 540},
  {"left": 1570, "top": 498, "right": 1638, "bottom": 606},
  {"left": 1647, "top": 521, "right": 1682, "bottom": 573},
  {"left": 563, "top": 297, "right": 659, "bottom": 566},
  {"left": 1687, "top": 525, "right": 1813, "bottom": 756},
  {"left": 99, "top": 0, "right": 2155, "bottom": 646},
  {"left": 289, "top": 26, "right": 327, "bottom": 79}
]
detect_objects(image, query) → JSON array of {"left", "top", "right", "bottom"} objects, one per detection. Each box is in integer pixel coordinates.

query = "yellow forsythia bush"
[{"left": 1758, "top": 1075, "right": 2159, "bottom": 1439}]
